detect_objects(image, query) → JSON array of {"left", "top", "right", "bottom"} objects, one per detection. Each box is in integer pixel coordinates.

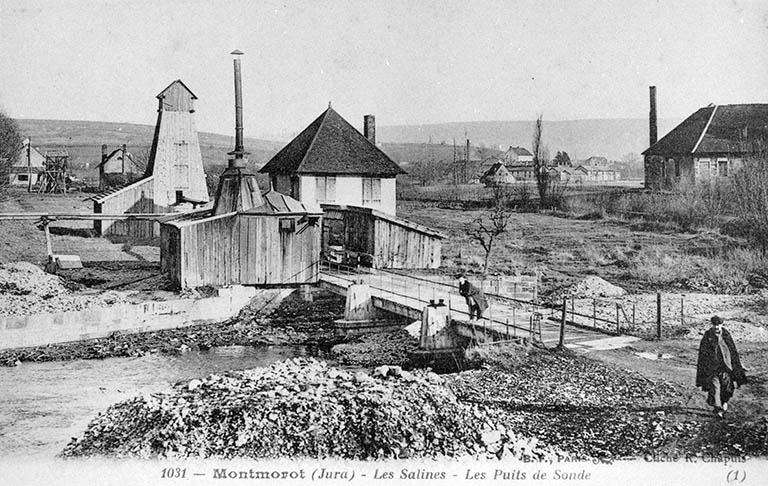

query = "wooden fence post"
[
  {"left": 559, "top": 298, "right": 567, "bottom": 348},
  {"left": 656, "top": 292, "right": 662, "bottom": 339},
  {"left": 680, "top": 295, "right": 684, "bottom": 328}
]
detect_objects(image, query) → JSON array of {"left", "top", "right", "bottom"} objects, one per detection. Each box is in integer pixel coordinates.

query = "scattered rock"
[{"left": 61, "top": 358, "right": 561, "bottom": 461}]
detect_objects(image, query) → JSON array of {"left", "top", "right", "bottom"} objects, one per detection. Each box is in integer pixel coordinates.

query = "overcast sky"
[{"left": 1, "top": 0, "right": 767, "bottom": 139}]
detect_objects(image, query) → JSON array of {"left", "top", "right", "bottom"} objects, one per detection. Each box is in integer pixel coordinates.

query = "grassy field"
[{"left": 398, "top": 200, "right": 759, "bottom": 295}]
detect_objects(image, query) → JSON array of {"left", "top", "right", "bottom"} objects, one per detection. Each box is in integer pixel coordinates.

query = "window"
[
  {"left": 279, "top": 218, "right": 296, "bottom": 233},
  {"left": 315, "top": 176, "right": 336, "bottom": 203},
  {"left": 669, "top": 158, "right": 680, "bottom": 178},
  {"left": 174, "top": 141, "right": 189, "bottom": 189},
  {"left": 697, "top": 158, "right": 712, "bottom": 180},
  {"left": 17, "top": 174, "right": 28, "bottom": 182},
  {"left": 362, "top": 177, "right": 381, "bottom": 205},
  {"left": 718, "top": 159, "right": 729, "bottom": 177}
]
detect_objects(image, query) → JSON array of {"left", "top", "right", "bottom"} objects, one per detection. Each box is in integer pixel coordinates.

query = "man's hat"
[{"left": 711, "top": 315, "right": 723, "bottom": 325}]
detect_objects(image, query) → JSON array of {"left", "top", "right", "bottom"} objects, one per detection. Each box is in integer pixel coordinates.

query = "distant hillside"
[
  {"left": 378, "top": 118, "right": 681, "bottom": 161},
  {"left": 14, "top": 119, "right": 284, "bottom": 177}
]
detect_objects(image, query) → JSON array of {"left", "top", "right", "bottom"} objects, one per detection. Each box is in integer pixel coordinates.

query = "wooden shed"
[
  {"left": 160, "top": 192, "right": 321, "bottom": 288},
  {"left": 160, "top": 51, "right": 323, "bottom": 289},
  {"left": 321, "top": 204, "right": 443, "bottom": 269}
]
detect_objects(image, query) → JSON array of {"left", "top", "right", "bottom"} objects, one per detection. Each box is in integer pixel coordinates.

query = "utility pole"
[
  {"left": 452, "top": 138, "right": 457, "bottom": 185},
  {"left": 26, "top": 138, "right": 32, "bottom": 192}
]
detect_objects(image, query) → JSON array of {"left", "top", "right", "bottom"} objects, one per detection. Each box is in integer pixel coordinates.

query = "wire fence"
[{"left": 555, "top": 292, "right": 692, "bottom": 339}]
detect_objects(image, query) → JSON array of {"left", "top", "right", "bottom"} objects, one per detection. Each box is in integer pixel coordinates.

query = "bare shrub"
[
  {"left": 731, "top": 150, "right": 768, "bottom": 252},
  {"left": 624, "top": 246, "right": 765, "bottom": 292},
  {"left": 0, "top": 111, "right": 22, "bottom": 198},
  {"left": 468, "top": 185, "right": 513, "bottom": 274},
  {"left": 571, "top": 181, "right": 733, "bottom": 232}
]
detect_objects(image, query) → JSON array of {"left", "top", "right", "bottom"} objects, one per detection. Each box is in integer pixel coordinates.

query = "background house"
[
  {"left": 501, "top": 146, "right": 533, "bottom": 164},
  {"left": 260, "top": 107, "right": 406, "bottom": 215},
  {"left": 644, "top": 103, "right": 768, "bottom": 189},
  {"left": 96, "top": 144, "right": 145, "bottom": 190},
  {"left": 575, "top": 160, "right": 620, "bottom": 182},
  {"left": 479, "top": 161, "right": 515, "bottom": 186},
  {"left": 8, "top": 138, "right": 45, "bottom": 187},
  {"left": 548, "top": 166, "right": 587, "bottom": 183}
]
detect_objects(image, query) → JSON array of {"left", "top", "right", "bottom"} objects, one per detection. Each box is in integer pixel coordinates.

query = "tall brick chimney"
[
  {"left": 364, "top": 115, "right": 375, "bottom": 144},
  {"left": 649, "top": 86, "right": 658, "bottom": 146}
]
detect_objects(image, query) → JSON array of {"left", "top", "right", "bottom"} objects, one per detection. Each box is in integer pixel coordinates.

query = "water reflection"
[{"left": 0, "top": 345, "right": 311, "bottom": 459}]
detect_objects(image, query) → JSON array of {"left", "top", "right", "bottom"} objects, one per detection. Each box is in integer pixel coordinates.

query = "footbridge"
[{"left": 318, "top": 262, "right": 620, "bottom": 350}]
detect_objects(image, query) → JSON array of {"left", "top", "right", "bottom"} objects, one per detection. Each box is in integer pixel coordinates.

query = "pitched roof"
[
  {"left": 156, "top": 79, "right": 197, "bottom": 100},
  {"left": 644, "top": 104, "right": 768, "bottom": 156},
  {"left": 510, "top": 146, "right": 532, "bottom": 156},
  {"left": 95, "top": 148, "right": 138, "bottom": 170},
  {"left": 480, "top": 161, "right": 506, "bottom": 178},
  {"left": 259, "top": 107, "right": 406, "bottom": 177}
]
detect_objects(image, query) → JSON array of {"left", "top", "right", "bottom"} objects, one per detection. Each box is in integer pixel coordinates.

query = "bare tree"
[
  {"left": 469, "top": 185, "right": 513, "bottom": 274},
  {"left": 409, "top": 158, "right": 442, "bottom": 186},
  {"left": 531, "top": 114, "right": 550, "bottom": 205},
  {"left": 131, "top": 146, "right": 151, "bottom": 175},
  {"left": 0, "top": 111, "right": 23, "bottom": 198}
]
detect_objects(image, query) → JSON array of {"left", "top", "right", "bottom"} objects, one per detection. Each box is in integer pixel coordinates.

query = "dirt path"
[{"left": 587, "top": 338, "right": 768, "bottom": 421}]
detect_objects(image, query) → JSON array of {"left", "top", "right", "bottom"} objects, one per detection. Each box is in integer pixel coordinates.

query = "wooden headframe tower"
[
  {"left": 144, "top": 80, "right": 209, "bottom": 207},
  {"left": 90, "top": 79, "right": 209, "bottom": 237}
]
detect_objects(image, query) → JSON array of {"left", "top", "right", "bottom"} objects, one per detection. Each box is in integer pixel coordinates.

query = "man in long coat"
[
  {"left": 696, "top": 315, "right": 747, "bottom": 418},
  {"left": 458, "top": 275, "right": 488, "bottom": 321}
]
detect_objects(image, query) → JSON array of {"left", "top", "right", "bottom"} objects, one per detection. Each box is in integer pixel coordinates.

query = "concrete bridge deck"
[{"left": 319, "top": 267, "right": 626, "bottom": 349}]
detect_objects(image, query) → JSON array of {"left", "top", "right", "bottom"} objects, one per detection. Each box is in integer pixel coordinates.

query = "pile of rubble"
[
  {"left": 0, "top": 262, "right": 128, "bottom": 317},
  {"left": 331, "top": 329, "right": 418, "bottom": 367},
  {"left": 61, "top": 358, "right": 561, "bottom": 461},
  {"left": 565, "top": 276, "right": 626, "bottom": 299}
]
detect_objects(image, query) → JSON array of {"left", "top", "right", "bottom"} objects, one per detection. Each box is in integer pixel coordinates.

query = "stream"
[{"left": 0, "top": 345, "right": 313, "bottom": 459}]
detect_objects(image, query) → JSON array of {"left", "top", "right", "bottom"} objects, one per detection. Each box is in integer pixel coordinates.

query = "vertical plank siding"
[
  {"left": 320, "top": 206, "right": 442, "bottom": 269},
  {"left": 162, "top": 213, "right": 321, "bottom": 289},
  {"left": 96, "top": 178, "right": 161, "bottom": 237}
]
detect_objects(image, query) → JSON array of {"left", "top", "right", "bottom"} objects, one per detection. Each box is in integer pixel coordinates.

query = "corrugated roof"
[
  {"left": 244, "top": 190, "right": 322, "bottom": 215},
  {"left": 259, "top": 107, "right": 406, "bottom": 177},
  {"left": 644, "top": 104, "right": 768, "bottom": 156}
]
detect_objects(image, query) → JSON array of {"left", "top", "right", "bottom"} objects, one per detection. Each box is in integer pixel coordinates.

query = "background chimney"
[
  {"left": 649, "top": 86, "right": 658, "bottom": 146},
  {"left": 466, "top": 139, "right": 470, "bottom": 163},
  {"left": 364, "top": 115, "right": 375, "bottom": 144}
]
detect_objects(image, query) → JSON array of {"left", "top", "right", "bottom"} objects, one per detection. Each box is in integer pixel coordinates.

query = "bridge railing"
[{"left": 319, "top": 261, "right": 538, "bottom": 342}]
